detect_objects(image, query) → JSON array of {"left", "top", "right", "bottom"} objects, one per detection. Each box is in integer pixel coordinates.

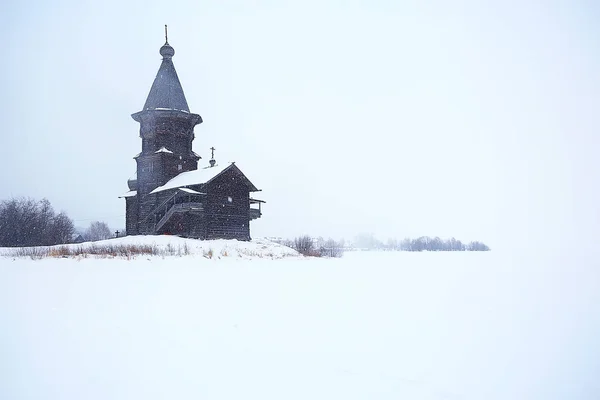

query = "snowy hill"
[{"left": 0, "top": 236, "right": 300, "bottom": 260}]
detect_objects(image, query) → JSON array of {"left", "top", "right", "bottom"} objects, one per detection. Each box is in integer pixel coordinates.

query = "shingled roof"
[
  {"left": 150, "top": 163, "right": 260, "bottom": 194},
  {"left": 142, "top": 40, "right": 190, "bottom": 112}
]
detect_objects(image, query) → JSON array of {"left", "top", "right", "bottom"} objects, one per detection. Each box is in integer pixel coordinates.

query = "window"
[{"left": 178, "top": 164, "right": 182, "bottom": 171}]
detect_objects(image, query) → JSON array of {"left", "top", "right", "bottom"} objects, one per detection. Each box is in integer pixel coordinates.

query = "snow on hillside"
[
  {"left": 1, "top": 248, "right": 599, "bottom": 399},
  {"left": 0, "top": 236, "right": 300, "bottom": 260}
]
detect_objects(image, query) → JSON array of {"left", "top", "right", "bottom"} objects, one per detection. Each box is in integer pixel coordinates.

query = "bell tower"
[{"left": 128, "top": 26, "right": 202, "bottom": 234}]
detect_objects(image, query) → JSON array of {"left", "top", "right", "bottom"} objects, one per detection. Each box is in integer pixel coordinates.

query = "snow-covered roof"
[
  {"left": 153, "top": 107, "right": 190, "bottom": 113},
  {"left": 155, "top": 147, "right": 173, "bottom": 154},
  {"left": 119, "top": 190, "right": 137, "bottom": 198},
  {"left": 150, "top": 164, "right": 232, "bottom": 194},
  {"left": 179, "top": 188, "right": 206, "bottom": 195}
]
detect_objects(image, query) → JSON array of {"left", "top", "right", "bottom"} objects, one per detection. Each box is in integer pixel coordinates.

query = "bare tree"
[
  {"left": 52, "top": 212, "right": 76, "bottom": 244},
  {"left": 320, "top": 238, "right": 344, "bottom": 258},
  {"left": 293, "top": 235, "right": 314, "bottom": 256},
  {"left": 431, "top": 237, "right": 443, "bottom": 251},
  {"left": 84, "top": 221, "right": 112, "bottom": 242},
  {"left": 398, "top": 238, "right": 408, "bottom": 251},
  {"left": 467, "top": 241, "right": 490, "bottom": 251},
  {"left": 0, "top": 197, "right": 75, "bottom": 247}
]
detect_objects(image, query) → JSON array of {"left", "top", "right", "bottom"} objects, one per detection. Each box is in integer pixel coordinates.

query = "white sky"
[{"left": 2, "top": 0, "right": 599, "bottom": 249}]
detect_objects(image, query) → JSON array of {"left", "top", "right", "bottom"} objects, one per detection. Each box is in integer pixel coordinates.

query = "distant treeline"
[
  {"left": 0, "top": 197, "right": 115, "bottom": 248},
  {"left": 273, "top": 234, "right": 490, "bottom": 256},
  {"left": 386, "top": 237, "right": 489, "bottom": 252},
  {"left": 0, "top": 198, "right": 75, "bottom": 247},
  {"left": 353, "top": 234, "right": 490, "bottom": 251}
]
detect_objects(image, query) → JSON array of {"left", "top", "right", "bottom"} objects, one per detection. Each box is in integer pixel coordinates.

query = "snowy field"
[
  {"left": 1, "top": 239, "right": 599, "bottom": 400},
  {"left": 0, "top": 236, "right": 300, "bottom": 260}
]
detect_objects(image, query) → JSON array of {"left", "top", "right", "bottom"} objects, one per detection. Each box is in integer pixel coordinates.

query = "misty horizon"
[{"left": 2, "top": 1, "right": 598, "bottom": 250}]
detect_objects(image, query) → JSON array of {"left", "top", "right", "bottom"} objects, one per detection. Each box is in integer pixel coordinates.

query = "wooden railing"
[
  {"left": 250, "top": 208, "right": 261, "bottom": 220},
  {"left": 142, "top": 190, "right": 180, "bottom": 224},
  {"left": 155, "top": 202, "right": 203, "bottom": 233}
]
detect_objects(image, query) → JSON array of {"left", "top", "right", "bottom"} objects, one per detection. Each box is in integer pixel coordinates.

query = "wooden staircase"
[{"left": 154, "top": 202, "right": 203, "bottom": 233}]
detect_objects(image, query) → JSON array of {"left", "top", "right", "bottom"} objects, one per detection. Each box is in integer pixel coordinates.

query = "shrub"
[
  {"left": 289, "top": 235, "right": 344, "bottom": 257},
  {"left": 318, "top": 238, "right": 344, "bottom": 258},
  {"left": 293, "top": 235, "right": 314, "bottom": 256}
]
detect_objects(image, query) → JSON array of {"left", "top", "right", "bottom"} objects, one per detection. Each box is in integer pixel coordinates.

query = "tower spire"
[
  {"left": 132, "top": 26, "right": 197, "bottom": 114},
  {"left": 159, "top": 26, "right": 174, "bottom": 59}
]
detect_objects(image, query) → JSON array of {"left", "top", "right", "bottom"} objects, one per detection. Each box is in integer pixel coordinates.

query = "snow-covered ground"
[
  {"left": 1, "top": 240, "right": 599, "bottom": 399},
  {"left": 0, "top": 236, "right": 300, "bottom": 260}
]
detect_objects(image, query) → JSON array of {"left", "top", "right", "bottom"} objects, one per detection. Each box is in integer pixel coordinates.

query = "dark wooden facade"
[{"left": 122, "top": 35, "right": 263, "bottom": 240}]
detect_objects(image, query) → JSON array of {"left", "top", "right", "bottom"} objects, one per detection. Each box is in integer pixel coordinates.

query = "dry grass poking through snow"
[
  {"left": 9, "top": 243, "right": 190, "bottom": 260},
  {"left": 1, "top": 236, "right": 301, "bottom": 260}
]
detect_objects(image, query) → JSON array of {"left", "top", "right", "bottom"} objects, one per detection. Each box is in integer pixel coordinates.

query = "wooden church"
[{"left": 121, "top": 29, "right": 264, "bottom": 240}]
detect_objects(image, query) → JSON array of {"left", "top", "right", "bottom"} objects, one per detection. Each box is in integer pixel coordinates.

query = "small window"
[{"left": 178, "top": 164, "right": 182, "bottom": 171}]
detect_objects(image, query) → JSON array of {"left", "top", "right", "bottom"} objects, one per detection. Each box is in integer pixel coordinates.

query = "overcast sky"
[{"left": 2, "top": 0, "right": 598, "bottom": 248}]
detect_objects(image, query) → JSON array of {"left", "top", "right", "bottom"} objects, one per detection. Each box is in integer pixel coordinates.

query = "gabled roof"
[
  {"left": 142, "top": 41, "right": 190, "bottom": 112},
  {"left": 179, "top": 187, "right": 205, "bottom": 195},
  {"left": 150, "top": 163, "right": 260, "bottom": 194}
]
